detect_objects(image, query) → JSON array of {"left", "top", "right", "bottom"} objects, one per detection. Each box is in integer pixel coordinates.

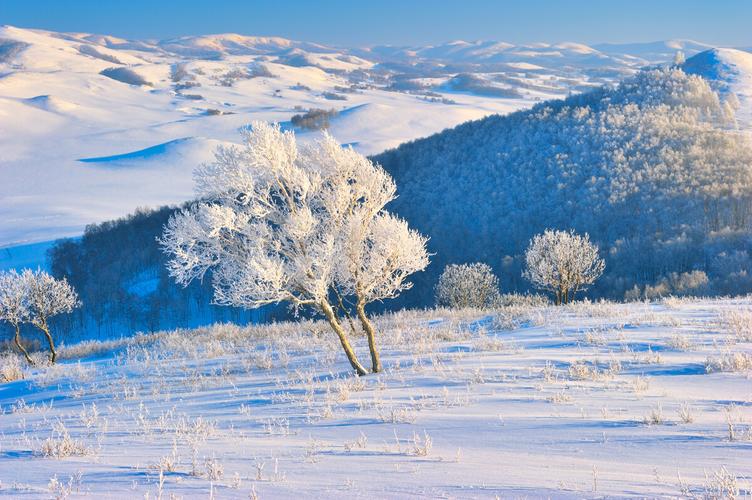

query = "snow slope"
[
  {"left": 682, "top": 48, "right": 752, "bottom": 128},
  {"left": 0, "top": 299, "right": 749, "bottom": 497}
]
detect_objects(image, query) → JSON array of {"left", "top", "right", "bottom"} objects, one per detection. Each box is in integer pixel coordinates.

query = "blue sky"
[{"left": 2, "top": 0, "right": 751, "bottom": 47}]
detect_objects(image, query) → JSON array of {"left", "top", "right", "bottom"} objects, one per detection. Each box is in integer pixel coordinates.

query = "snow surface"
[
  {"left": 682, "top": 48, "right": 752, "bottom": 128},
  {"left": 0, "top": 298, "right": 750, "bottom": 498},
  {"left": 0, "top": 25, "right": 730, "bottom": 250}
]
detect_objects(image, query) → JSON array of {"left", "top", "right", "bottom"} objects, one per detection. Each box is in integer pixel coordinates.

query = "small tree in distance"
[
  {"left": 0, "top": 270, "right": 34, "bottom": 365},
  {"left": 24, "top": 270, "right": 80, "bottom": 363},
  {"left": 523, "top": 229, "right": 605, "bottom": 305},
  {"left": 0, "top": 269, "right": 79, "bottom": 364},
  {"left": 435, "top": 263, "right": 501, "bottom": 309}
]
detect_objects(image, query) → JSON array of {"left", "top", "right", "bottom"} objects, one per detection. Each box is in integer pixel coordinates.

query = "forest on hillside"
[{"left": 374, "top": 67, "right": 752, "bottom": 306}]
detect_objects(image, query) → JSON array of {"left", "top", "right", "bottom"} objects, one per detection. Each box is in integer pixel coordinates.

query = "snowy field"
[{"left": 1, "top": 298, "right": 750, "bottom": 498}]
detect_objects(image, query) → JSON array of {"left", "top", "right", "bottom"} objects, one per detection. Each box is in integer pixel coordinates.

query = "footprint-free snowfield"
[{"left": 1, "top": 298, "right": 750, "bottom": 498}]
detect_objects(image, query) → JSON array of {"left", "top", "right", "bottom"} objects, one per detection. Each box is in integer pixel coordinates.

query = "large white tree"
[
  {"left": 161, "top": 122, "right": 429, "bottom": 375},
  {"left": 523, "top": 230, "right": 605, "bottom": 304}
]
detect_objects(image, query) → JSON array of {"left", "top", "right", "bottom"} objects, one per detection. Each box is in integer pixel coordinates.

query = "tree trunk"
[
  {"left": 13, "top": 324, "right": 34, "bottom": 366},
  {"left": 37, "top": 320, "right": 57, "bottom": 364},
  {"left": 356, "top": 301, "right": 381, "bottom": 373},
  {"left": 320, "top": 300, "right": 368, "bottom": 376}
]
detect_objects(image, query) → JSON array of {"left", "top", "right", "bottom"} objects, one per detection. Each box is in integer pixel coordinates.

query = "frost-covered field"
[{"left": 1, "top": 298, "right": 751, "bottom": 498}]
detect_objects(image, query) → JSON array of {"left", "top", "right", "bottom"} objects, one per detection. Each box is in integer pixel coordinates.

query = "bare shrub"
[
  {"left": 705, "top": 352, "right": 752, "bottom": 373},
  {"left": 721, "top": 309, "right": 752, "bottom": 343},
  {"left": 39, "top": 422, "right": 91, "bottom": 458},
  {"left": 0, "top": 352, "right": 25, "bottom": 382},
  {"left": 642, "top": 404, "right": 665, "bottom": 425}
]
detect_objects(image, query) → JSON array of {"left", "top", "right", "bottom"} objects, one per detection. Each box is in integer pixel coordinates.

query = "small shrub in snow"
[
  {"left": 435, "top": 263, "right": 501, "bottom": 309},
  {"left": 0, "top": 353, "right": 24, "bottom": 382},
  {"left": 47, "top": 471, "right": 83, "bottom": 500},
  {"left": 410, "top": 431, "right": 433, "bottom": 456},
  {"left": 497, "top": 292, "right": 550, "bottom": 307},
  {"left": 39, "top": 422, "right": 91, "bottom": 459},
  {"left": 705, "top": 352, "right": 752, "bottom": 373},
  {"left": 523, "top": 229, "right": 605, "bottom": 305},
  {"left": 567, "top": 360, "right": 600, "bottom": 381},
  {"left": 678, "top": 402, "right": 694, "bottom": 424},
  {"left": 721, "top": 309, "right": 752, "bottom": 343},
  {"left": 204, "top": 456, "right": 224, "bottom": 481},
  {"left": 642, "top": 404, "right": 665, "bottom": 425},
  {"left": 704, "top": 466, "right": 739, "bottom": 499},
  {"left": 667, "top": 334, "right": 694, "bottom": 350}
]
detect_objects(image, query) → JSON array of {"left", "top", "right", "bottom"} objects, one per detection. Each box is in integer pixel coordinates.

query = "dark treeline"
[{"left": 42, "top": 206, "right": 280, "bottom": 342}]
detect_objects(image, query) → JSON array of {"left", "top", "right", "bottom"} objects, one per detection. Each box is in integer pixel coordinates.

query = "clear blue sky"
[{"left": 2, "top": 0, "right": 750, "bottom": 47}]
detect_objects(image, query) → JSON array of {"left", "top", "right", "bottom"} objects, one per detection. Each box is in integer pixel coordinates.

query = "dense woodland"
[
  {"left": 374, "top": 67, "right": 752, "bottom": 306},
  {"left": 12, "top": 66, "right": 752, "bottom": 338},
  {"left": 44, "top": 207, "right": 273, "bottom": 341}
]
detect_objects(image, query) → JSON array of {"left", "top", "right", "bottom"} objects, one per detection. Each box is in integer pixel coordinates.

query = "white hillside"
[
  {"left": 0, "top": 26, "right": 552, "bottom": 248},
  {"left": 682, "top": 48, "right": 752, "bottom": 128}
]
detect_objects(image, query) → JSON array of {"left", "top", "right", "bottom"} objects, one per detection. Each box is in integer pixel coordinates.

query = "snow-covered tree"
[
  {"left": 307, "top": 133, "right": 430, "bottom": 372},
  {"left": 160, "top": 122, "right": 429, "bottom": 375},
  {"left": 336, "top": 212, "right": 429, "bottom": 371},
  {"left": 673, "top": 50, "right": 686, "bottom": 66},
  {"left": 0, "top": 270, "right": 33, "bottom": 365},
  {"left": 523, "top": 230, "right": 605, "bottom": 304},
  {"left": 435, "top": 263, "right": 501, "bottom": 309},
  {"left": 21, "top": 270, "right": 79, "bottom": 363}
]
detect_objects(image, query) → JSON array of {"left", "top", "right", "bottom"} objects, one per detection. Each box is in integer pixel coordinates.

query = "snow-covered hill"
[
  {"left": 0, "top": 25, "right": 747, "bottom": 251},
  {"left": 682, "top": 47, "right": 752, "bottom": 127}
]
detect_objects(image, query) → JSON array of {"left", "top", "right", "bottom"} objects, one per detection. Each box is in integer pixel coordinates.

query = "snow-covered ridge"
[{"left": 682, "top": 48, "right": 752, "bottom": 127}]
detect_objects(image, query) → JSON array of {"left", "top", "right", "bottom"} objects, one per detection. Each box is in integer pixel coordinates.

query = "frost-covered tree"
[
  {"left": 673, "top": 50, "right": 686, "bottom": 66},
  {"left": 374, "top": 67, "right": 752, "bottom": 305},
  {"left": 22, "top": 270, "right": 80, "bottom": 363},
  {"left": 336, "top": 212, "right": 429, "bottom": 372},
  {"left": 0, "top": 270, "right": 33, "bottom": 365},
  {"left": 309, "top": 133, "right": 430, "bottom": 372},
  {"left": 435, "top": 263, "right": 501, "bottom": 309},
  {"left": 160, "top": 122, "right": 428, "bottom": 375},
  {"left": 523, "top": 230, "right": 605, "bottom": 305}
]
